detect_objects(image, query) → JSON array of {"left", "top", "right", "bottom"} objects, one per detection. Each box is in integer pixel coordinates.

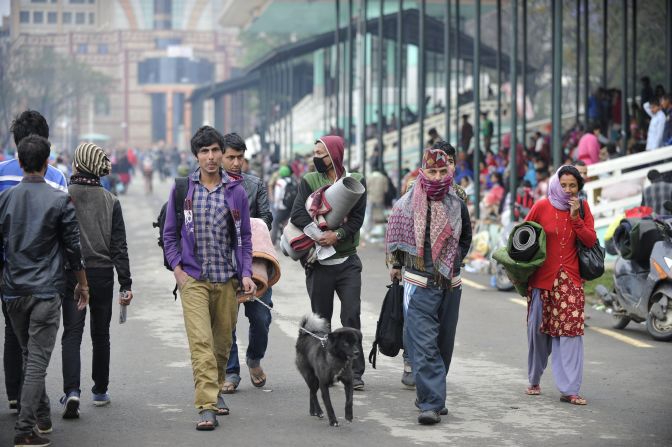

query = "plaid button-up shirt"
[
  {"left": 190, "top": 170, "right": 236, "bottom": 283},
  {"left": 642, "top": 181, "right": 672, "bottom": 216}
]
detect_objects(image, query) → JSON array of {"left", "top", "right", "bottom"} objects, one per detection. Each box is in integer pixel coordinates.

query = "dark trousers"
[
  {"left": 404, "top": 284, "right": 462, "bottom": 412},
  {"left": 226, "top": 287, "right": 273, "bottom": 375},
  {"left": 2, "top": 300, "right": 23, "bottom": 402},
  {"left": 61, "top": 268, "right": 114, "bottom": 395},
  {"left": 5, "top": 295, "right": 61, "bottom": 436},
  {"left": 305, "top": 255, "right": 365, "bottom": 377}
]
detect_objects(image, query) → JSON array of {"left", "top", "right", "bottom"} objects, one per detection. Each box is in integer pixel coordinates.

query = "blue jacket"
[{"left": 0, "top": 159, "right": 67, "bottom": 193}]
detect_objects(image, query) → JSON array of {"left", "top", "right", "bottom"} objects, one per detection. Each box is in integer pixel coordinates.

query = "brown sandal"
[
  {"left": 560, "top": 395, "right": 587, "bottom": 405},
  {"left": 249, "top": 366, "right": 266, "bottom": 388},
  {"left": 526, "top": 385, "right": 541, "bottom": 395}
]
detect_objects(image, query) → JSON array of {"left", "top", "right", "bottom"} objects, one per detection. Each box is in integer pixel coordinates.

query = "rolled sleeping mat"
[
  {"left": 509, "top": 223, "right": 539, "bottom": 262},
  {"left": 249, "top": 218, "right": 282, "bottom": 297},
  {"left": 322, "top": 176, "right": 365, "bottom": 229},
  {"left": 281, "top": 223, "right": 310, "bottom": 260}
]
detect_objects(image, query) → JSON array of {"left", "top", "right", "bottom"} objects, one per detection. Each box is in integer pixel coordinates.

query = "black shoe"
[
  {"left": 60, "top": 392, "right": 80, "bottom": 419},
  {"left": 418, "top": 410, "right": 441, "bottom": 425},
  {"left": 36, "top": 419, "right": 52, "bottom": 434},
  {"left": 13, "top": 432, "right": 51, "bottom": 447},
  {"left": 439, "top": 407, "right": 448, "bottom": 416},
  {"left": 9, "top": 400, "right": 18, "bottom": 411},
  {"left": 352, "top": 377, "right": 365, "bottom": 391}
]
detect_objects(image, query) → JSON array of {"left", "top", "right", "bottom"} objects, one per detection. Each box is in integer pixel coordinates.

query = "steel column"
[
  {"left": 396, "top": 0, "right": 403, "bottom": 193},
  {"left": 552, "top": 0, "right": 563, "bottom": 168},
  {"left": 377, "top": 0, "right": 384, "bottom": 170},
  {"left": 444, "top": 0, "right": 451, "bottom": 143},
  {"left": 359, "top": 0, "right": 368, "bottom": 175},
  {"left": 621, "top": 0, "right": 627, "bottom": 155},
  {"left": 474, "top": 0, "right": 481, "bottom": 219},
  {"left": 668, "top": 0, "right": 672, "bottom": 90},
  {"left": 603, "top": 0, "right": 608, "bottom": 88},
  {"left": 583, "top": 0, "right": 589, "bottom": 127},
  {"left": 289, "top": 62, "right": 294, "bottom": 158},
  {"left": 496, "top": 0, "right": 501, "bottom": 152},
  {"left": 632, "top": 0, "right": 637, "bottom": 112},
  {"left": 522, "top": 0, "right": 527, "bottom": 148},
  {"left": 510, "top": 0, "right": 517, "bottom": 216},
  {"left": 347, "top": 0, "right": 354, "bottom": 168},
  {"left": 455, "top": 0, "right": 460, "bottom": 144},
  {"left": 575, "top": 0, "right": 580, "bottom": 125},
  {"left": 335, "top": 0, "right": 341, "bottom": 135},
  {"left": 418, "top": 0, "right": 426, "bottom": 162}
]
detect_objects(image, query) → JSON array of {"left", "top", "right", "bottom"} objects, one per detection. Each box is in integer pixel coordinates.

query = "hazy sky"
[{"left": 0, "top": 0, "right": 9, "bottom": 18}]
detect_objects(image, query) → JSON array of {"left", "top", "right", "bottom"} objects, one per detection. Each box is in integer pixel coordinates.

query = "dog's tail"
[{"left": 299, "top": 313, "right": 328, "bottom": 337}]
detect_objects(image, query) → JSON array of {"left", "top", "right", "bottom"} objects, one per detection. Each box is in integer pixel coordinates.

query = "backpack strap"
[{"left": 172, "top": 177, "right": 188, "bottom": 300}]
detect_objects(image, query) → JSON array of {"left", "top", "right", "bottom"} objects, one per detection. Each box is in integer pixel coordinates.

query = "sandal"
[
  {"left": 221, "top": 373, "right": 240, "bottom": 394},
  {"left": 196, "top": 410, "right": 218, "bottom": 431},
  {"left": 249, "top": 365, "right": 267, "bottom": 388},
  {"left": 560, "top": 395, "right": 587, "bottom": 405},
  {"left": 526, "top": 385, "right": 541, "bottom": 395},
  {"left": 217, "top": 395, "right": 229, "bottom": 416}
]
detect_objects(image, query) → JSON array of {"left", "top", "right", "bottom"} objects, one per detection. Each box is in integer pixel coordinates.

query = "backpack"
[
  {"left": 368, "top": 279, "right": 405, "bottom": 369},
  {"left": 514, "top": 186, "right": 535, "bottom": 220},
  {"left": 153, "top": 177, "right": 189, "bottom": 271},
  {"left": 282, "top": 176, "right": 299, "bottom": 209}
]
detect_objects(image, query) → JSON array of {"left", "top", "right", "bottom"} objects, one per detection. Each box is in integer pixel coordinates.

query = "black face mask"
[{"left": 313, "top": 155, "right": 330, "bottom": 173}]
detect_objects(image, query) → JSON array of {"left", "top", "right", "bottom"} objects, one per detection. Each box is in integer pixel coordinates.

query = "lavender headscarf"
[{"left": 547, "top": 166, "right": 572, "bottom": 211}]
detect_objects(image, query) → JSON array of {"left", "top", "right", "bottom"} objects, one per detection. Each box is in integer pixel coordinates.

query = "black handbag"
[
  {"left": 577, "top": 200, "right": 605, "bottom": 281},
  {"left": 368, "top": 279, "right": 404, "bottom": 369}
]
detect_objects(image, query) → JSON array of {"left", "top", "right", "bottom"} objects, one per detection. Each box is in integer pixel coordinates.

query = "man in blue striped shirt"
[{"left": 0, "top": 110, "right": 68, "bottom": 413}]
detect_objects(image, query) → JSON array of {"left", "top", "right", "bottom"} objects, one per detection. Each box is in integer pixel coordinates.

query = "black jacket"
[
  {"left": 0, "top": 176, "right": 84, "bottom": 297},
  {"left": 242, "top": 173, "right": 273, "bottom": 230}
]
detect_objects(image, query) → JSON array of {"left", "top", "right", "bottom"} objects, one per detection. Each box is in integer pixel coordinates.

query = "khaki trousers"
[{"left": 180, "top": 276, "right": 238, "bottom": 411}]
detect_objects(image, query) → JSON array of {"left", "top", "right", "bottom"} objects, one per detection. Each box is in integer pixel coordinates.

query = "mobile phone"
[{"left": 119, "top": 292, "right": 128, "bottom": 324}]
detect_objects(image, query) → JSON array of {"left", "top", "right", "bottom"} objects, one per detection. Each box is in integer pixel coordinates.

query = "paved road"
[{"left": 0, "top": 178, "right": 670, "bottom": 446}]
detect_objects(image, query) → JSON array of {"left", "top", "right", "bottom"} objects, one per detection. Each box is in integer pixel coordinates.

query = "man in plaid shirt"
[
  {"left": 642, "top": 169, "right": 672, "bottom": 215},
  {"left": 163, "top": 126, "right": 256, "bottom": 431}
]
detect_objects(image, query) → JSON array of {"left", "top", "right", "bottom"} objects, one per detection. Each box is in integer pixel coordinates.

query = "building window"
[
  {"left": 31, "top": 0, "right": 47, "bottom": 3},
  {"left": 75, "top": 12, "right": 85, "bottom": 24},
  {"left": 89, "top": 0, "right": 95, "bottom": 3},
  {"left": 19, "top": 11, "right": 30, "bottom": 23},
  {"left": 88, "top": 12, "right": 94, "bottom": 24},
  {"left": 98, "top": 44, "right": 108, "bottom": 54},
  {"left": 69, "top": 0, "right": 85, "bottom": 4},
  {"left": 77, "top": 44, "right": 87, "bottom": 54},
  {"left": 33, "top": 11, "right": 44, "bottom": 23},
  {"left": 47, "top": 12, "right": 57, "bottom": 23},
  {"left": 63, "top": 12, "right": 72, "bottom": 24}
]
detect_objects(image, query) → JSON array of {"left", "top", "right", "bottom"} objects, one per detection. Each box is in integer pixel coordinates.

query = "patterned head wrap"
[
  {"left": 422, "top": 148, "right": 449, "bottom": 169},
  {"left": 74, "top": 142, "right": 111, "bottom": 177}
]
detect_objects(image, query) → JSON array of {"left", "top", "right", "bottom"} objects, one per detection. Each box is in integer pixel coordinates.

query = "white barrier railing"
[{"left": 585, "top": 145, "right": 672, "bottom": 229}]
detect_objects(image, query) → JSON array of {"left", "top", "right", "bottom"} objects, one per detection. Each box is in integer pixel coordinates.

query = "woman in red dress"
[{"left": 524, "top": 165, "right": 597, "bottom": 405}]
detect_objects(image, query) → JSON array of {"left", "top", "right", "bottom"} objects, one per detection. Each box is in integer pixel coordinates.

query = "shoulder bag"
[{"left": 577, "top": 200, "right": 605, "bottom": 281}]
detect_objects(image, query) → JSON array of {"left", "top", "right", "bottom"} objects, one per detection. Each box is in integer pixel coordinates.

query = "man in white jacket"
[{"left": 644, "top": 98, "right": 666, "bottom": 150}]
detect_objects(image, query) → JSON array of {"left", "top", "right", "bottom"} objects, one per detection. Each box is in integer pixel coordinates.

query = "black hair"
[
  {"left": 522, "top": 180, "right": 532, "bottom": 188},
  {"left": 557, "top": 165, "right": 585, "bottom": 191},
  {"left": 17, "top": 135, "right": 51, "bottom": 173},
  {"left": 640, "top": 76, "right": 650, "bottom": 84},
  {"left": 190, "top": 126, "right": 225, "bottom": 157},
  {"left": 648, "top": 169, "right": 661, "bottom": 182},
  {"left": 428, "top": 127, "right": 438, "bottom": 136},
  {"left": 572, "top": 159, "right": 587, "bottom": 167},
  {"left": 650, "top": 97, "right": 661, "bottom": 107},
  {"left": 223, "top": 132, "right": 247, "bottom": 154},
  {"left": 10, "top": 110, "right": 49, "bottom": 146},
  {"left": 431, "top": 140, "right": 456, "bottom": 159},
  {"left": 606, "top": 142, "right": 618, "bottom": 155},
  {"left": 535, "top": 167, "right": 549, "bottom": 178},
  {"left": 588, "top": 120, "right": 601, "bottom": 133}
]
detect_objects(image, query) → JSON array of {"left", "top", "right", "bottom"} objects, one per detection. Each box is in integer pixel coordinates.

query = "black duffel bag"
[
  {"left": 577, "top": 200, "right": 605, "bottom": 281},
  {"left": 368, "top": 279, "right": 404, "bottom": 369}
]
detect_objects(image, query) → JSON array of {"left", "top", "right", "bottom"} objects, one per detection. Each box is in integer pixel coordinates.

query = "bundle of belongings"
[
  {"left": 492, "top": 221, "right": 547, "bottom": 297},
  {"left": 610, "top": 216, "right": 663, "bottom": 265},
  {"left": 281, "top": 175, "right": 365, "bottom": 262},
  {"left": 249, "top": 218, "right": 281, "bottom": 301}
]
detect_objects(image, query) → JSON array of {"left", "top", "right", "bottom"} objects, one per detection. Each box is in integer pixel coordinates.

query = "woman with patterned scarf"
[
  {"left": 386, "top": 147, "right": 471, "bottom": 425},
  {"left": 524, "top": 165, "right": 597, "bottom": 405}
]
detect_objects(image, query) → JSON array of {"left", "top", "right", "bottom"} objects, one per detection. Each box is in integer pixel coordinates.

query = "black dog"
[{"left": 295, "top": 314, "right": 362, "bottom": 427}]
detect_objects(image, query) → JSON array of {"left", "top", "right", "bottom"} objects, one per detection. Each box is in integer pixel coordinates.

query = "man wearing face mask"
[
  {"left": 386, "top": 148, "right": 471, "bottom": 425},
  {"left": 289, "top": 136, "right": 367, "bottom": 390}
]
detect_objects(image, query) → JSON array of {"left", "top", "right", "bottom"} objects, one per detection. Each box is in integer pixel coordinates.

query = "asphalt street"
[{"left": 0, "top": 178, "right": 671, "bottom": 447}]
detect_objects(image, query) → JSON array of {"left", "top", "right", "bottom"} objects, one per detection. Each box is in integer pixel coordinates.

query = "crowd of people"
[{"left": 2, "top": 76, "right": 670, "bottom": 444}]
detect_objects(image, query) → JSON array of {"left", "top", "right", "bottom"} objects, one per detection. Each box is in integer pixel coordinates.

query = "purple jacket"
[{"left": 163, "top": 173, "right": 253, "bottom": 281}]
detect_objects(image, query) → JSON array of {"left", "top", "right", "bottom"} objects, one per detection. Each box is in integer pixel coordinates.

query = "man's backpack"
[
  {"left": 153, "top": 177, "right": 189, "bottom": 270},
  {"left": 282, "top": 176, "right": 299, "bottom": 209},
  {"left": 368, "top": 279, "right": 405, "bottom": 369}
]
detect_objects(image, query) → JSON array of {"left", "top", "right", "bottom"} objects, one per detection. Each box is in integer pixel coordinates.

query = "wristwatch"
[{"left": 336, "top": 228, "right": 345, "bottom": 241}]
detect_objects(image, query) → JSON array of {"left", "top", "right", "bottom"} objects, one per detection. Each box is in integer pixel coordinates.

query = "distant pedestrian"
[
  {"left": 576, "top": 121, "right": 601, "bottom": 165},
  {"left": 386, "top": 147, "right": 471, "bottom": 425},
  {"left": 524, "top": 166, "right": 597, "bottom": 406},
  {"left": 60, "top": 142, "right": 133, "bottom": 419},
  {"left": 641, "top": 169, "right": 672, "bottom": 216},
  {"left": 481, "top": 112, "right": 494, "bottom": 153},
  {"left": 0, "top": 110, "right": 68, "bottom": 415},
  {"left": 163, "top": 126, "right": 256, "bottom": 430},
  {"left": 270, "top": 166, "right": 294, "bottom": 244},
  {"left": 460, "top": 114, "right": 474, "bottom": 153},
  {"left": 644, "top": 98, "right": 666, "bottom": 150},
  {"left": 0, "top": 135, "right": 88, "bottom": 446}
]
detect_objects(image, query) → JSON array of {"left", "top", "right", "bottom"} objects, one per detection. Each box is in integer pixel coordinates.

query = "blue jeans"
[
  {"left": 404, "top": 283, "right": 462, "bottom": 412},
  {"left": 226, "top": 288, "right": 272, "bottom": 375}
]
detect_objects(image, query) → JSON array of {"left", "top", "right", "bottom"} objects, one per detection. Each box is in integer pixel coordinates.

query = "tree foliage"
[{"left": 0, "top": 46, "right": 113, "bottom": 149}]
